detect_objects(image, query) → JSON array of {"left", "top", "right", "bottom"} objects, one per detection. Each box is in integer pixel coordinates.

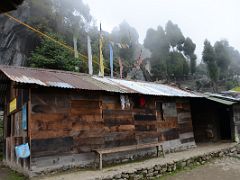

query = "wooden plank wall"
[
  {"left": 4, "top": 81, "right": 29, "bottom": 168},
  {"left": 233, "top": 104, "right": 240, "bottom": 142},
  {"left": 30, "top": 89, "right": 195, "bottom": 159},
  {"left": 31, "top": 89, "right": 106, "bottom": 157},
  {"left": 176, "top": 100, "right": 195, "bottom": 144}
]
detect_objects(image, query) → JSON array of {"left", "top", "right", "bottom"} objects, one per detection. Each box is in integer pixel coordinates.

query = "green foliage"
[
  {"left": 183, "top": 37, "right": 196, "bottom": 56},
  {"left": 111, "top": 21, "right": 139, "bottom": 62},
  {"left": 165, "top": 20, "right": 185, "bottom": 48},
  {"left": 144, "top": 26, "right": 169, "bottom": 58},
  {"left": 190, "top": 54, "right": 197, "bottom": 74},
  {"left": 183, "top": 37, "right": 197, "bottom": 74},
  {"left": 144, "top": 21, "right": 195, "bottom": 81},
  {"left": 201, "top": 39, "right": 240, "bottom": 91},
  {"left": 202, "top": 40, "right": 219, "bottom": 84},
  {"left": 226, "top": 81, "right": 239, "bottom": 90},
  {"left": 231, "top": 86, "right": 240, "bottom": 92},
  {"left": 214, "top": 40, "right": 231, "bottom": 79},
  {"left": 28, "top": 34, "right": 87, "bottom": 72},
  {"left": 167, "top": 52, "right": 189, "bottom": 79}
]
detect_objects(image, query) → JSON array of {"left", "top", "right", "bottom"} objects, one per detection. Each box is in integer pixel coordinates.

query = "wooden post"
[
  {"left": 161, "top": 145, "right": 165, "bottom": 157},
  {"left": 156, "top": 145, "right": 159, "bottom": 157},
  {"left": 27, "top": 88, "right": 31, "bottom": 169},
  {"left": 99, "top": 153, "right": 102, "bottom": 170}
]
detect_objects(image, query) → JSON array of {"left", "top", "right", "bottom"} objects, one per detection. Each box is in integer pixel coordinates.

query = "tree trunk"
[{"left": 73, "top": 35, "right": 79, "bottom": 58}]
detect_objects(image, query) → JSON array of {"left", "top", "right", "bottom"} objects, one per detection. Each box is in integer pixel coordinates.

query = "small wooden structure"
[
  {"left": 0, "top": 65, "right": 199, "bottom": 175},
  {"left": 191, "top": 94, "right": 240, "bottom": 143}
]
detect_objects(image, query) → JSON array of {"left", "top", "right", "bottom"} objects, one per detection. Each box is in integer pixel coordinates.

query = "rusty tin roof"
[{"left": 0, "top": 65, "right": 200, "bottom": 97}]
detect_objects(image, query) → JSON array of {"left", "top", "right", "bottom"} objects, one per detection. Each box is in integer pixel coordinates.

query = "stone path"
[
  {"left": 164, "top": 156, "right": 240, "bottom": 180},
  {"left": 34, "top": 142, "right": 237, "bottom": 180}
]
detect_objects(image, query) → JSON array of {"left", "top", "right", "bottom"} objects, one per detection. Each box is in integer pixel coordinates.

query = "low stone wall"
[
  {"left": 31, "top": 140, "right": 196, "bottom": 176},
  {"left": 100, "top": 145, "right": 240, "bottom": 180}
]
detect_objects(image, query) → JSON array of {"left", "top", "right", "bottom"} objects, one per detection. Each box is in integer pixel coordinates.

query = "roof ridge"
[{"left": 0, "top": 65, "right": 89, "bottom": 77}]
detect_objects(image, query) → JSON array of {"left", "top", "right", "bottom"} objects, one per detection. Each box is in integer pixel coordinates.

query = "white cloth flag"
[{"left": 87, "top": 35, "right": 93, "bottom": 75}]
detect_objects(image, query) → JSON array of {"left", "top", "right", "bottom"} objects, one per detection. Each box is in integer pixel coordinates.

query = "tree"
[
  {"left": 53, "top": 0, "right": 92, "bottom": 59},
  {"left": 202, "top": 40, "right": 218, "bottom": 91},
  {"left": 214, "top": 40, "right": 231, "bottom": 79},
  {"left": 165, "top": 20, "right": 185, "bottom": 50},
  {"left": 183, "top": 37, "right": 197, "bottom": 74},
  {"left": 144, "top": 21, "right": 194, "bottom": 80},
  {"left": 167, "top": 52, "right": 189, "bottom": 80},
  {"left": 111, "top": 21, "right": 139, "bottom": 62},
  {"left": 190, "top": 54, "right": 197, "bottom": 75},
  {"left": 28, "top": 34, "right": 86, "bottom": 72}
]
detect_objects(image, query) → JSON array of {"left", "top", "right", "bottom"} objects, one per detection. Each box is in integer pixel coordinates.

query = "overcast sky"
[{"left": 83, "top": 0, "right": 239, "bottom": 61}]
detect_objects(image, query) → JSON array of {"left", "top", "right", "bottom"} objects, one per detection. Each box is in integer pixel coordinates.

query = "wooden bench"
[{"left": 92, "top": 142, "right": 165, "bottom": 170}]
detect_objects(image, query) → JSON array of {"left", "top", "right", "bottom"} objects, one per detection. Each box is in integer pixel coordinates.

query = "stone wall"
[{"left": 99, "top": 145, "right": 240, "bottom": 180}]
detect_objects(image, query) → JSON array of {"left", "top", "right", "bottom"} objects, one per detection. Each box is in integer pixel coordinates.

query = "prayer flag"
[
  {"left": 87, "top": 35, "right": 93, "bottom": 75},
  {"left": 109, "top": 43, "right": 114, "bottom": 78},
  {"left": 99, "top": 23, "right": 104, "bottom": 77}
]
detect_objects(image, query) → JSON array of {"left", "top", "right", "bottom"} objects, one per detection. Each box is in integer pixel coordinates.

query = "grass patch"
[
  {"left": 8, "top": 171, "right": 27, "bottom": 180},
  {"left": 231, "top": 86, "right": 240, "bottom": 92},
  {"left": 154, "top": 161, "right": 207, "bottom": 180}
]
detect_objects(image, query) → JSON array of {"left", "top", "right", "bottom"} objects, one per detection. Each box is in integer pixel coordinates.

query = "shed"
[
  {"left": 0, "top": 65, "right": 201, "bottom": 175},
  {"left": 191, "top": 93, "right": 240, "bottom": 143}
]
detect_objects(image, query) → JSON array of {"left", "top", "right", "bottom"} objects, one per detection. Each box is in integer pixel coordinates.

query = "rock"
[
  {"left": 146, "top": 173, "right": 154, "bottom": 177},
  {"left": 129, "top": 174, "right": 140, "bottom": 180},
  {"left": 148, "top": 168, "right": 154, "bottom": 173},
  {"left": 219, "top": 152, "right": 224, "bottom": 157},
  {"left": 180, "top": 161, "right": 187, "bottom": 168},
  {"left": 154, "top": 165, "right": 161, "bottom": 171},
  {"left": 0, "top": 1, "right": 39, "bottom": 66},
  {"left": 153, "top": 171, "right": 159, "bottom": 176},
  {"left": 167, "top": 165, "right": 172, "bottom": 172},
  {"left": 122, "top": 159, "right": 129, "bottom": 163},
  {"left": 161, "top": 165, "right": 167, "bottom": 173},
  {"left": 114, "top": 174, "right": 122, "bottom": 179},
  {"left": 230, "top": 148, "right": 237, "bottom": 153},
  {"left": 121, "top": 174, "right": 129, "bottom": 179},
  {"left": 172, "top": 163, "right": 177, "bottom": 171}
]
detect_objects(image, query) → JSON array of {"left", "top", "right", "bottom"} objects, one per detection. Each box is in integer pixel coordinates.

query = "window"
[{"left": 156, "top": 101, "right": 177, "bottom": 120}]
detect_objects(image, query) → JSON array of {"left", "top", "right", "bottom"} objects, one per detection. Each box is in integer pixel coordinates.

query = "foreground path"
[
  {"left": 164, "top": 156, "right": 240, "bottom": 180},
  {"left": 35, "top": 142, "right": 237, "bottom": 180},
  {"left": 0, "top": 164, "right": 26, "bottom": 180}
]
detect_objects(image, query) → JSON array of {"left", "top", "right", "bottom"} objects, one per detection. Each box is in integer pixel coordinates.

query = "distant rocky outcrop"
[{"left": 0, "top": 1, "right": 38, "bottom": 66}]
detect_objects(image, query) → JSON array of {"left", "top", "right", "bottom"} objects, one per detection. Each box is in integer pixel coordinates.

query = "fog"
[{"left": 83, "top": 0, "right": 240, "bottom": 61}]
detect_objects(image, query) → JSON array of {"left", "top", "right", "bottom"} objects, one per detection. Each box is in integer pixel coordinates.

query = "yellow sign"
[{"left": 9, "top": 98, "right": 17, "bottom": 113}]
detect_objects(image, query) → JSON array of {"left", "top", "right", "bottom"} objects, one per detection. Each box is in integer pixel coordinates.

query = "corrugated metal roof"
[
  {"left": 206, "top": 96, "right": 237, "bottom": 106},
  {"left": 205, "top": 92, "right": 240, "bottom": 102},
  {"left": 0, "top": 65, "right": 200, "bottom": 98},
  {"left": 94, "top": 77, "right": 199, "bottom": 97}
]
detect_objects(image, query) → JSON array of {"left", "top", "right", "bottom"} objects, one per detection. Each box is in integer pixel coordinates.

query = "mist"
[{"left": 83, "top": 0, "right": 240, "bottom": 61}]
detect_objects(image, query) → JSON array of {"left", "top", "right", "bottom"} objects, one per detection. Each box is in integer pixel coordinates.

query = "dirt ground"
[
  {"left": 0, "top": 164, "right": 27, "bottom": 180},
  {"left": 163, "top": 156, "right": 240, "bottom": 180}
]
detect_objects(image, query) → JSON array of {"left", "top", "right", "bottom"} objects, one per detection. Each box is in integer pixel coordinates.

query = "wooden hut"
[
  {"left": 191, "top": 93, "right": 240, "bottom": 143},
  {"left": 0, "top": 65, "right": 200, "bottom": 175}
]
